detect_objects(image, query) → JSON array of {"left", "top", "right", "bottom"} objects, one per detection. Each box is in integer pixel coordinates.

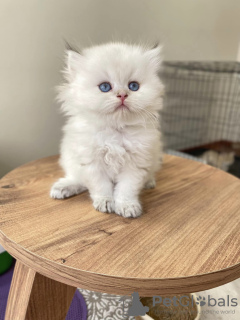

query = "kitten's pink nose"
[{"left": 117, "top": 93, "right": 128, "bottom": 103}]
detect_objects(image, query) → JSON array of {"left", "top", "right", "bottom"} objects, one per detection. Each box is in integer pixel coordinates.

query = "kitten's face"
[{"left": 60, "top": 43, "right": 164, "bottom": 122}]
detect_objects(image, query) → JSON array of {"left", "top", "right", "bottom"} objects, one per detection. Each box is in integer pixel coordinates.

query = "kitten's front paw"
[
  {"left": 115, "top": 200, "right": 142, "bottom": 218},
  {"left": 93, "top": 197, "right": 114, "bottom": 213},
  {"left": 50, "top": 179, "right": 86, "bottom": 199},
  {"left": 144, "top": 179, "right": 156, "bottom": 189}
]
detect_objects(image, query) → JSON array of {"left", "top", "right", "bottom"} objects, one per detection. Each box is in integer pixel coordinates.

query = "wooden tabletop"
[{"left": 0, "top": 155, "right": 240, "bottom": 296}]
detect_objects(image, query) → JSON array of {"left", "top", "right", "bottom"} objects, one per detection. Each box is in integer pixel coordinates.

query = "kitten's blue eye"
[
  {"left": 128, "top": 81, "right": 139, "bottom": 91},
  {"left": 99, "top": 82, "right": 112, "bottom": 92}
]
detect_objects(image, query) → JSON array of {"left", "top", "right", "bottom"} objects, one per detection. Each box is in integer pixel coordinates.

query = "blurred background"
[{"left": 1, "top": 0, "right": 240, "bottom": 177}]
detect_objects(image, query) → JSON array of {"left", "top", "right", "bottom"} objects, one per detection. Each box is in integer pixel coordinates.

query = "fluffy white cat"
[{"left": 50, "top": 42, "right": 164, "bottom": 218}]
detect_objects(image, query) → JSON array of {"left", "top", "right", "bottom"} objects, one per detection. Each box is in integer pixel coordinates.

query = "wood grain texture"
[
  {"left": 25, "top": 272, "right": 76, "bottom": 320},
  {"left": 0, "top": 155, "right": 240, "bottom": 296},
  {"left": 5, "top": 260, "right": 76, "bottom": 320},
  {"left": 5, "top": 261, "right": 36, "bottom": 320}
]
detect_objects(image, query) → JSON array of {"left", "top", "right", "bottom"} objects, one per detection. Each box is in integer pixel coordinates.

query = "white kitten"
[{"left": 50, "top": 42, "right": 164, "bottom": 218}]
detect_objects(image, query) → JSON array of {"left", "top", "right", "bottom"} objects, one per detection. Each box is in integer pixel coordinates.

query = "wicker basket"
[{"left": 135, "top": 293, "right": 200, "bottom": 320}]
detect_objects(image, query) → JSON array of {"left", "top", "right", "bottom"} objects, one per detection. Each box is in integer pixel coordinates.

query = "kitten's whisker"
[
  {"left": 138, "top": 107, "right": 159, "bottom": 125},
  {"left": 135, "top": 107, "right": 158, "bottom": 129},
  {"left": 136, "top": 110, "right": 147, "bottom": 129}
]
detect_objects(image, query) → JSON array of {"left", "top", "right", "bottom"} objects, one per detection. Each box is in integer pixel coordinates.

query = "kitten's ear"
[
  {"left": 145, "top": 44, "right": 162, "bottom": 71},
  {"left": 64, "top": 43, "right": 84, "bottom": 78}
]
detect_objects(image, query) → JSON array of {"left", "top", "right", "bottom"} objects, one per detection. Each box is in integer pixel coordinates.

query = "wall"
[{"left": 1, "top": 0, "right": 240, "bottom": 177}]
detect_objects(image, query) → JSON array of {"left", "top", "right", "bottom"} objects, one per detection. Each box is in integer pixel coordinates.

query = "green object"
[{"left": 0, "top": 251, "right": 13, "bottom": 274}]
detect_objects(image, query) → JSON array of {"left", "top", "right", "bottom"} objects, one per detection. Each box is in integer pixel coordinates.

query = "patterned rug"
[{"left": 79, "top": 288, "right": 134, "bottom": 320}]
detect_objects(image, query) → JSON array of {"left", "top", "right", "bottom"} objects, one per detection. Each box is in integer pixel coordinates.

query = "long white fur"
[{"left": 50, "top": 42, "right": 164, "bottom": 218}]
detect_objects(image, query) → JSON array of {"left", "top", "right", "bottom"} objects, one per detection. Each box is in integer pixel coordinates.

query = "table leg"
[
  {"left": 5, "top": 260, "right": 76, "bottom": 320},
  {"left": 5, "top": 260, "right": 35, "bottom": 320}
]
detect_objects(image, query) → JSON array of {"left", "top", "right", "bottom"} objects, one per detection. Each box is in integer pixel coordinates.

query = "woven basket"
[{"left": 135, "top": 294, "right": 200, "bottom": 320}]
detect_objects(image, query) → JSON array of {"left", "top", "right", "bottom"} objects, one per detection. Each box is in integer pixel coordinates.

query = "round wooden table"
[{"left": 0, "top": 154, "right": 240, "bottom": 320}]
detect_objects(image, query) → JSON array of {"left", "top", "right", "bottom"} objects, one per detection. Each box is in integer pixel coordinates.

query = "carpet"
[{"left": 79, "top": 288, "right": 135, "bottom": 320}]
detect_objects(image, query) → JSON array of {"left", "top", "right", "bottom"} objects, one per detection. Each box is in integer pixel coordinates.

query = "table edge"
[{"left": 1, "top": 230, "right": 240, "bottom": 296}]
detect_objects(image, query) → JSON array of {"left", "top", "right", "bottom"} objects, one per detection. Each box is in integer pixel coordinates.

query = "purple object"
[
  {"left": 66, "top": 290, "right": 88, "bottom": 320},
  {"left": 0, "top": 261, "right": 88, "bottom": 320},
  {"left": 0, "top": 263, "right": 13, "bottom": 320}
]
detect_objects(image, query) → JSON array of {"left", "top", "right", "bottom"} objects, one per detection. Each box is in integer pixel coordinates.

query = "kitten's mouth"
[{"left": 115, "top": 103, "right": 129, "bottom": 111}]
